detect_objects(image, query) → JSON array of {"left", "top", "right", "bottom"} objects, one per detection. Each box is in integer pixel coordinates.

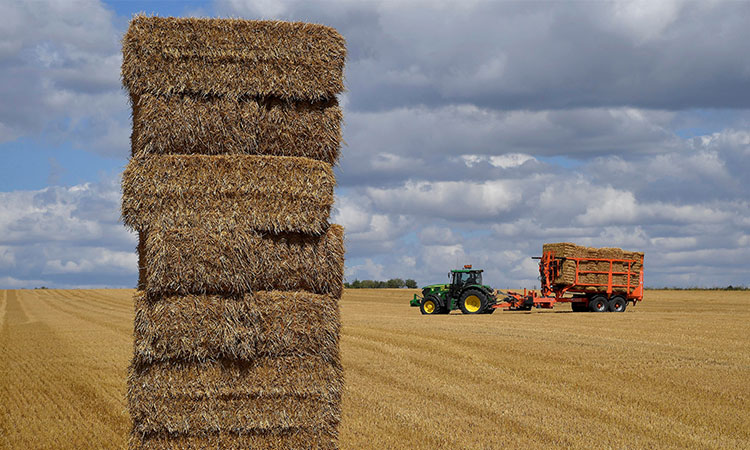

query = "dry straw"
[
  {"left": 122, "top": 16, "right": 346, "bottom": 100},
  {"left": 130, "top": 428, "right": 338, "bottom": 450},
  {"left": 130, "top": 94, "right": 342, "bottom": 163},
  {"left": 543, "top": 242, "right": 644, "bottom": 292},
  {"left": 129, "top": 357, "right": 342, "bottom": 445},
  {"left": 122, "top": 154, "right": 335, "bottom": 235},
  {"left": 132, "top": 291, "right": 340, "bottom": 365},
  {"left": 142, "top": 224, "right": 345, "bottom": 297}
]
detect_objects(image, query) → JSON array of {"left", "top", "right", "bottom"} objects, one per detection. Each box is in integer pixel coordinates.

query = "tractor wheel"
[
  {"left": 571, "top": 302, "right": 588, "bottom": 312},
  {"left": 459, "top": 289, "right": 488, "bottom": 314},
  {"left": 588, "top": 295, "right": 608, "bottom": 312},
  {"left": 420, "top": 296, "right": 441, "bottom": 315},
  {"left": 483, "top": 306, "right": 496, "bottom": 314},
  {"left": 608, "top": 296, "right": 627, "bottom": 312}
]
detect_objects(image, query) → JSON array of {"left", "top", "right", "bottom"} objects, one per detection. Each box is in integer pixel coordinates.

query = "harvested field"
[
  {"left": 122, "top": 154, "right": 336, "bottom": 234},
  {"left": 1, "top": 288, "right": 748, "bottom": 449}
]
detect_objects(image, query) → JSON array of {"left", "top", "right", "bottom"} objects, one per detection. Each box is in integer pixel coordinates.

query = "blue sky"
[{"left": 1, "top": 0, "right": 749, "bottom": 289}]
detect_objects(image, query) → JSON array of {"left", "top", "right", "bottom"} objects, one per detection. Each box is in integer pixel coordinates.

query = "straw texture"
[
  {"left": 133, "top": 291, "right": 340, "bottom": 364},
  {"left": 543, "top": 242, "right": 644, "bottom": 292},
  {"left": 122, "top": 155, "right": 335, "bottom": 235},
  {"left": 129, "top": 357, "right": 342, "bottom": 435},
  {"left": 130, "top": 94, "right": 342, "bottom": 163},
  {"left": 142, "top": 224, "right": 344, "bottom": 298},
  {"left": 123, "top": 15, "right": 346, "bottom": 450},
  {"left": 130, "top": 429, "right": 337, "bottom": 450},
  {"left": 122, "top": 16, "right": 346, "bottom": 100}
]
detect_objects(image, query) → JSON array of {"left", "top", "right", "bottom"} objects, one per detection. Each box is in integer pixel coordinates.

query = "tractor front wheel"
[
  {"left": 420, "top": 296, "right": 442, "bottom": 315},
  {"left": 459, "top": 289, "right": 488, "bottom": 314}
]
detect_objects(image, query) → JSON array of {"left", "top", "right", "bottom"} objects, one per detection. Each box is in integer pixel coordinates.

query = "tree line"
[{"left": 344, "top": 278, "right": 418, "bottom": 289}]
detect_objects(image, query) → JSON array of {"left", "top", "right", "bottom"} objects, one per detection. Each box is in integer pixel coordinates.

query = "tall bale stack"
[
  {"left": 121, "top": 16, "right": 346, "bottom": 449},
  {"left": 543, "top": 243, "right": 643, "bottom": 292}
]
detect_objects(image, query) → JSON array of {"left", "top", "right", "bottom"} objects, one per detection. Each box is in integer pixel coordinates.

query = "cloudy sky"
[{"left": 1, "top": 0, "right": 749, "bottom": 289}]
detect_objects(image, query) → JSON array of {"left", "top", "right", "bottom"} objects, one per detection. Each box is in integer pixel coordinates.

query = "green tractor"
[{"left": 410, "top": 265, "right": 497, "bottom": 315}]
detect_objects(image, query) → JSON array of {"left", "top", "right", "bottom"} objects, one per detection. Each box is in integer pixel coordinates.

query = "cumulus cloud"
[
  {"left": 1, "top": 1, "right": 749, "bottom": 289},
  {"left": 0, "top": 0, "right": 129, "bottom": 156},
  {"left": 0, "top": 175, "right": 137, "bottom": 288}
]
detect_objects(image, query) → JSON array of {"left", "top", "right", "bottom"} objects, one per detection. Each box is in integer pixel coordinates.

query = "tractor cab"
[{"left": 449, "top": 267, "right": 483, "bottom": 298}]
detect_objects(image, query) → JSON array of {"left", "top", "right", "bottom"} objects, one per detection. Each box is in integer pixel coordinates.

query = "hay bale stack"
[
  {"left": 122, "top": 15, "right": 345, "bottom": 450},
  {"left": 543, "top": 242, "right": 643, "bottom": 292},
  {"left": 122, "top": 155, "right": 336, "bottom": 234}
]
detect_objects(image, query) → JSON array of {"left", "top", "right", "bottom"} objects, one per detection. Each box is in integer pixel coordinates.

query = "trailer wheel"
[
  {"left": 608, "top": 296, "right": 627, "bottom": 312},
  {"left": 459, "top": 289, "right": 488, "bottom": 314},
  {"left": 420, "top": 296, "right": 441, "bottom": 315},
  {"left": 588, "top": 295, "right": 608, "bottom": 312}
]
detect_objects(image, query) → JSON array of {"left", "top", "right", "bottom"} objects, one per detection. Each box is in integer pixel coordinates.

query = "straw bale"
[
  {"left": 142, "top": 224, "right": 344, "bottom": 297},
  {"left": 122, "top": 155, "right": 335, "bottom": 235},
  {"left": 137, "top": 231, "right": 146, "bottom": 290},
  {"left": 130, "top": 428, "right": 337, "bottom": 450},
  {"left": 542, "top": 242, "right": 643, "bottom": 292},
  {"left": 129, "top": 357, "right": 343, "bottom": 398},
  {"left": 130, "top": 94, "right": 342, "bottom": 163},
  {"left": 122, "top": 16, "right": 346, "bottom": 100},
  {"left": 132, "top": 291, "right": 339, "bottom": 364},
  {"left": 129, "top": 357, "right": 342, "bottom": 433}
]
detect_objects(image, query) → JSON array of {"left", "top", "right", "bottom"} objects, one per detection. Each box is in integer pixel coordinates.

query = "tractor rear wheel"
[
  {"left": 459, "top": 289, "right": 489, "bottom": 314},
  {"left": 589, "top": 295, "right": 608, "bottom": 312},
  {"left": 608, "top": 296, "right": 627, "bottom": 312},
  {"left": 420, "top": 296, "right": 441, "bottom": 315}
]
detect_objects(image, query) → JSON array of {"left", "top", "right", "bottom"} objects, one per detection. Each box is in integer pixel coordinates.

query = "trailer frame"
[{"left": 493, "top": 251, "right": 644, "bottom": 311}]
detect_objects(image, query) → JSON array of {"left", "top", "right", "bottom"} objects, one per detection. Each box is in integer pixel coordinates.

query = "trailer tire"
[
  {"left": 420, "top": 296, "right": 441, "bottom": 315},
  {"left": 459, "top": 289, "right": 489, "bottom": 314},
  {"left": 589, "top": 295, "right": 608, "bottom": 312},
  {"left": 608, "top": 296, "right": 627, "bottom": 312}
]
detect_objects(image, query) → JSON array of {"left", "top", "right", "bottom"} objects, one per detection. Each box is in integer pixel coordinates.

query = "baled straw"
[
  {"left": 122, "top": 154, "right": 335, "bottom": 235},
  {"left": 542, "top": 242, "right": 643, "bottom": 292},
  {"left": 142, "top": 224, "right": 344, "bottom": 297},
  {"left": 122, "top": 16, "right": 346, "bottom": 100},
  {"left": 129, "top": 357, "right": 342, "bottom": 437},
  {"left": 132, "top": 291, "right": 340, "bottom": 364},
  {"left": 130, "top": 94, "right": 342, "bottom": 163},
  {"left": 130, "top": 428, "right": 337, "bottom": 450}
]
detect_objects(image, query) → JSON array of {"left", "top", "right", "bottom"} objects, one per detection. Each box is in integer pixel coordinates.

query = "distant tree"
[
  {"left": 386, "top": 278, "right": 404, "bottom": 288},
  {"left": 405, "top": 279, "right": 418, "bottom": 289},
  {"left": 351, "top": 279, "right": 361, "bottom": 288}
]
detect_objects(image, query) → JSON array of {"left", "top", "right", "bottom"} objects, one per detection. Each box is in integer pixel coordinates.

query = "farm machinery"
[
  {"left": 409, "top": 266, "right": 497, "bottom": 314},
  {"left": 411, "top": 250, "right": 644, "bottom": 314}
]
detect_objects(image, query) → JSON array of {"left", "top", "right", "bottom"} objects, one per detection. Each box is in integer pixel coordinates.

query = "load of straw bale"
[
  {"left": 543, "top": 243, "right": 643, "bottom": 293},
  {"left": 122, "top": 15, "right": 346, "bottom": 449}
]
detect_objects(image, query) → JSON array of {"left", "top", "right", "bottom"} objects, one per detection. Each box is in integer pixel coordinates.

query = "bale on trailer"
[
  {"left": 122, "top": 16, "right": 346, "bottom": 100},
  {"left": 542, "top": 242, "right": 643, "bottom": 293},
  {"left": 122, "top": 154, "right": 336, "bottom": 235},
  {"left": 132, "top": 291, "right": 340, "bottom": 364},
  {"left": 141, "top": 224, "right": 344, "bottom": 298},
  {"left": 130, "top": 94, "right": 342, "bottom": 163}
]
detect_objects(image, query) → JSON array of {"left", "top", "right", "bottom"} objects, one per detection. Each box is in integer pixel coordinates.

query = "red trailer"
[{"left": 495, "top": 250, "right": 644, "bottom": 312}]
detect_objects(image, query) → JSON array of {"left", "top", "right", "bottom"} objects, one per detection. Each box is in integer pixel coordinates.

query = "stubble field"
[{"left": 0, "top": 288, "right": 748, "bottom": 449}]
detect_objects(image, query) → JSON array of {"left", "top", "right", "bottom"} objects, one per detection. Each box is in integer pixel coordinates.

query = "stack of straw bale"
[
  {"left": 121, "top": 16, "right": 346, "bottom": 449},
  {"left": 543, "top": 243, "right": 644, "bottom": 292}
]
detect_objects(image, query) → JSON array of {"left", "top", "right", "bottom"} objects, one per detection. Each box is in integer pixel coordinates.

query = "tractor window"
[{"left": 454, "top": 272, "right": 482, "bottom": 285}]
